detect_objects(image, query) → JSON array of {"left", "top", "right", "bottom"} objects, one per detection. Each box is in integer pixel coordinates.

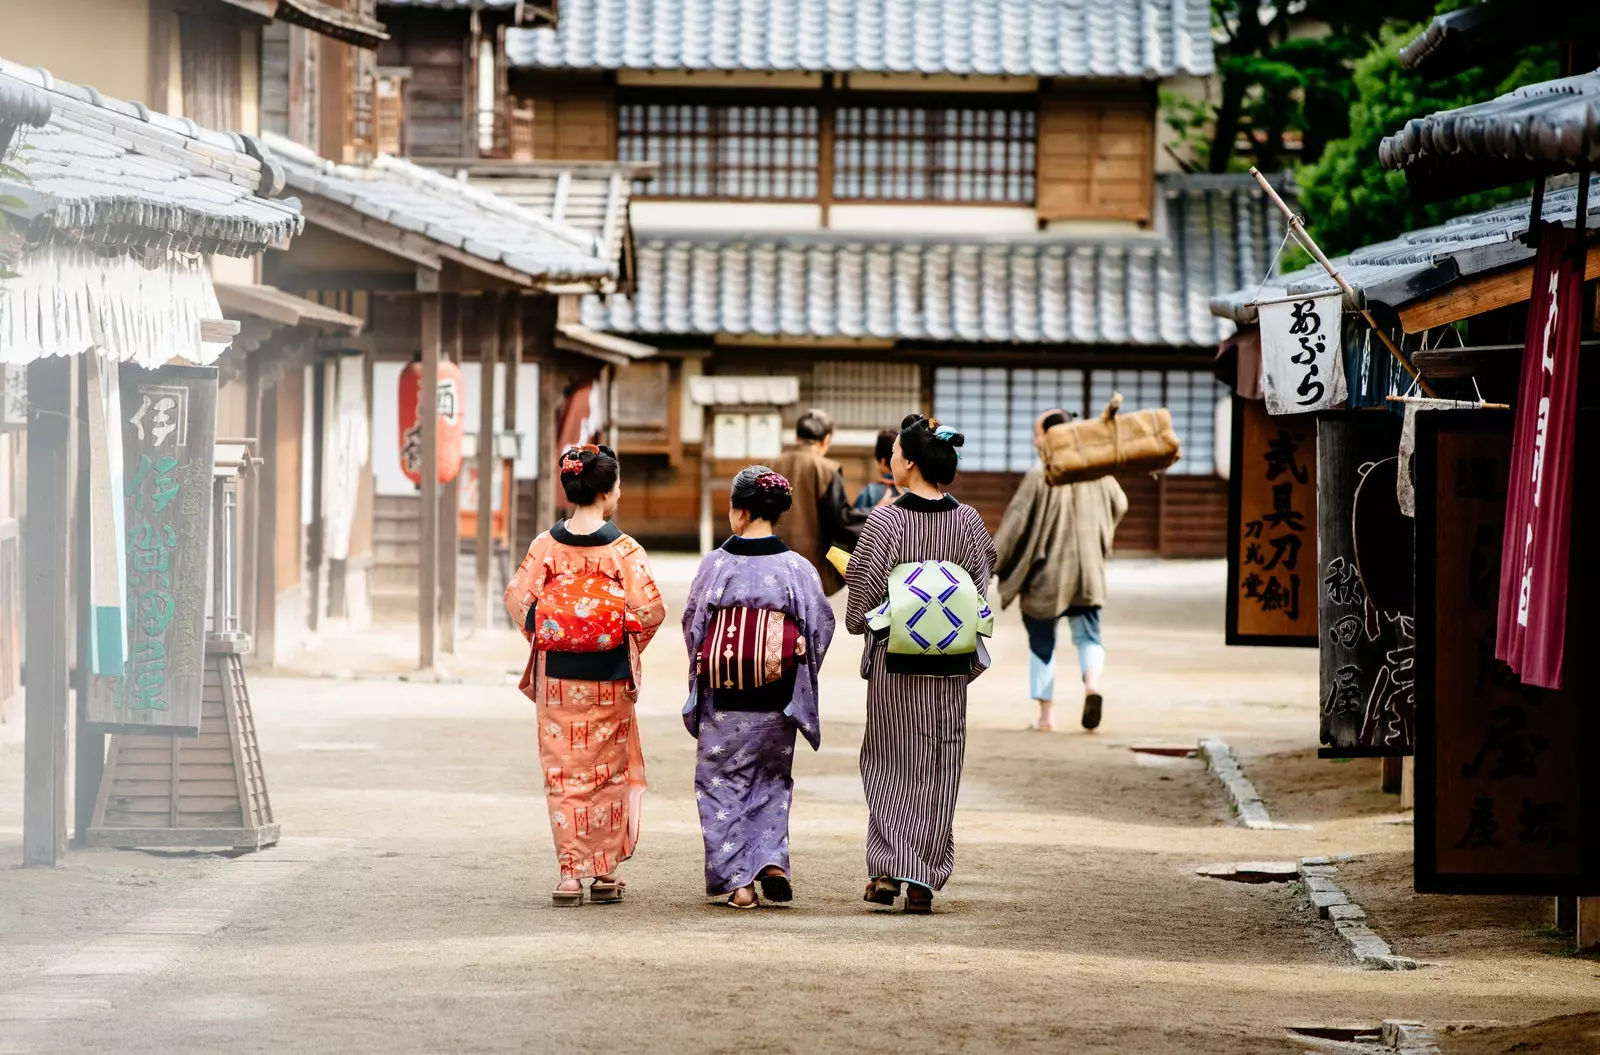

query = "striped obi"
[{"left": 698, "top": 607, "right": 802, "bottom": 701}]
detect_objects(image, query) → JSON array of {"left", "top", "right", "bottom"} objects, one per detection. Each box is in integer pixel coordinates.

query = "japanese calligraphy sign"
[
  {"left": 1, "top": 364, "right": 27, "bottom": 432},
  {"left": 1258, "top": 293, "right": 1348, "bottom": 416},
  {"left": 398, "top": 358, "right": 464, "bottom": 487},
  {"left": 1227, "top": 398, "right": 1318, "bottom": 646},
  {"left": 1415, "top": 411, "right": 1600, "bottom": 894},
  {"left": 1317, "top": 413, "right": 1411, "bottom": 758},
  {"left": 85, "top": 364, "right": 217, "bottom": 736},
  {"left": 1497, "top": 223, "right": 1582, "bottom": 690}
]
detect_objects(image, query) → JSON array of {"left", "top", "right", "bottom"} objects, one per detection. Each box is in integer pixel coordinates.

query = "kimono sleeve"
[
  {"left": 503, "top": 533, "right": 553, "bottom": 640},
  {"left": 993, "top": 470, "right": 1041, "bottom": 582},
  {"left": 844, "top": 509, "right": 895, "bottom": 636},
  {"left": 616, "top": 538, "right": 668, "bottom": 652}
]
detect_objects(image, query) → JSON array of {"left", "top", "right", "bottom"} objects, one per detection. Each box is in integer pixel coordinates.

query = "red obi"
[
  {"left": 534, "top": 570, "right": 642, "bottom": 653},
  {"left": 698, "top": 607, "right": 803, "bottom": 692}
]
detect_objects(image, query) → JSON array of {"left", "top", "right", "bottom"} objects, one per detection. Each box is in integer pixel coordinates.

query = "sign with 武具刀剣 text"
[{"left": 1226, "top": 397, "right": 1317, "bottom": 646}]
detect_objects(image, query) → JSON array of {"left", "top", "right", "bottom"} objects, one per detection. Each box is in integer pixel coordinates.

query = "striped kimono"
[
  {"left": 504, "top": 521, "right": 666, "bottom": 880},
  {"left": 844, "top": 493, "right": 997, "bottom": 892}
]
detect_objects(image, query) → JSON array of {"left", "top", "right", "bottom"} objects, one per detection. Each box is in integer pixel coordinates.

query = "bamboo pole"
[{"left": 1248, "top": 167, "right": 1436, "bottom": 398}]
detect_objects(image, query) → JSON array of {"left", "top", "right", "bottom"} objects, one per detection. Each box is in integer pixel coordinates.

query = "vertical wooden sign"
[
  {"left": 86, "top": 365, "right": 218, "bottom": 736},
  {"left": 1226, "top": 397, "right": 1318, "bottom": 645},
  {"left": 1415, "top": 411, "right": 1600, "bottom": 894},
  {"left": 1317, "top": 412, "right": 1411, "bottom": 757}
]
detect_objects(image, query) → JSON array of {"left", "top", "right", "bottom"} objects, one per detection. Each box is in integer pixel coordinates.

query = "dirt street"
[{"left": 2, "top": 559, "right": 1595, "bottom": 1054}]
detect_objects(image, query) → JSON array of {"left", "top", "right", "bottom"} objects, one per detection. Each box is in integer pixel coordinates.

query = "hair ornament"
[
  {"left": 755, "top": 470, "right": 791, "bottom": 493},
  {"left": 559, "top": 455, "right": 584, "bottom": 477}
]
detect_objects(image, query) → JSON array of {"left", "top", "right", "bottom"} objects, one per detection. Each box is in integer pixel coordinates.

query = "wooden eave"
[{"left": 1397, "top": 243, "right": 1600, "bottom": 333}]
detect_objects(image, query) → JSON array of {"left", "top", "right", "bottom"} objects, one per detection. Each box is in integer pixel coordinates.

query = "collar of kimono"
[
  {"left": 550, "top": 519, "right": 623, "bottom": 547},
  {"left": 893, "top": 492, "right": 959, "bottom": 513},
  {"left": 721, "top": 534, "right": 790, "bottom": 557}
]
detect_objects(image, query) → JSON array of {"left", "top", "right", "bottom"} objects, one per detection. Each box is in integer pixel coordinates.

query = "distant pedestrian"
[
  {"left": 681, "top": 466, "right": 836, "bottom": 909},
  {"left": 993, "top": 409, "right": 1127, "bottom": 732},
  {"left": 853, "top": 428, "right": 903, "bottom": 510},
  {"left": 845, "top": 414, "right": 996, "bottom": 914},
  {"left": 504, "top": 444, "right": 667, "bottom": 907},
  {"left": 770, "top": 409, "right": 870, "bottom": 595}
]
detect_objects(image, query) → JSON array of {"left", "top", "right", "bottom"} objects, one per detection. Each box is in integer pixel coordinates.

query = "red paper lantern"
[{"left": 399, "top": 360, "right": 465, "bottom": 486}]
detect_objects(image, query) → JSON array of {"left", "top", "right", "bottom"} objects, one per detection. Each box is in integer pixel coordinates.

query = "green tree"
[{"left": 1295, "top": 23, "right": 1557, "bottom": 255}]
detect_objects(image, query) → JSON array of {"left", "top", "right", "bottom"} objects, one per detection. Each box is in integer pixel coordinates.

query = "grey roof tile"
[
  {"left": 265, "top": 133, "right": 616, "bottom": 284},
  {"left": 0, "top": 58, "right": 302, "bottom": 257},
  {"left": 1210, "top": 176, "right": 1600, "bottom": 324},
  {"left": 506, "top": 0, "right": 1215, "bottom": 78},
  {"left": 581, "top": 174, "right": 1279, "bottom": 347}
]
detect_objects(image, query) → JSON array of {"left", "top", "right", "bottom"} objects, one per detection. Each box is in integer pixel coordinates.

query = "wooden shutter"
[
  {"left": 1036, "top": 94, "right": 1154, "bottom": 224},
  {"left": 376, "top": 72, "right": 406, "bottom": 156},
  {"left": 524, "top": 91, "right": 617, "bottom": 161},
  {"left": 181, "top": 16, "right": 243, "bottom": 131}
]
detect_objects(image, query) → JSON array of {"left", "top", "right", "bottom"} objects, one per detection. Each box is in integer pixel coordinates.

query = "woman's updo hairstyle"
[
  {"left": 729, "top": 465, "right": 794, "bottom": 524},
  {"left": 898, "top": 413, "right": 965, "bottom": 487},
  {"left": 557, "top": 443, "right": 620, "bottom": 506}
]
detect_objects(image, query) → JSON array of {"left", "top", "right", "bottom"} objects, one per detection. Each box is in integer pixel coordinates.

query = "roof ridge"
[{"left": 368, "top": 152, "right": 601, "bottom": 253}]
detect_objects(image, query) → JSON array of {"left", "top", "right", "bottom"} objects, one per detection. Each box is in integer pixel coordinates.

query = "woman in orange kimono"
[{"left": 504, "top": 444, "right": 666, "bottom": 906}]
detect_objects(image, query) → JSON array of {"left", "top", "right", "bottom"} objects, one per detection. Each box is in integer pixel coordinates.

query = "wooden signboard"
[
  {"left": 1226, "top": 398, "right": 1318, "bottom": 646},
  {"left": 1415, "top": 411, "right": 1600, "bottom": 894},
  {"left": 86, "top": 365, "right": 218, "bottom": 736},
  {"left": 1317, "top": 412, "right": 1411, "bottom": 758}
]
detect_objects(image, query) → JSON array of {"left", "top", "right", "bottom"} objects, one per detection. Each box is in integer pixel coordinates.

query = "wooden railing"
[
  {"left": 0, "top": 518, "right": 21, "bottom": 723},
  {"left": 485, "top": 104, "right": 536, "bottom": 161}
]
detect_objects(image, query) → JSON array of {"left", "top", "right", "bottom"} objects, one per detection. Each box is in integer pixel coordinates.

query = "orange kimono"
[{"left": 504, "top": 521, "right": 667, "bottom": 879}]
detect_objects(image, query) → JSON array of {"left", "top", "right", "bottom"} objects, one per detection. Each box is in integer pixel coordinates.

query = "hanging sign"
[
  {"left": 86, "top": 364, "right": 218, "bottom": 736},
  {"left": 1, "top": 364, "right": 26, "bottom": 432},
  {"left": 1258, "top": 293, "right": 1348, "bottom": 416},
  {"left": 1226, "top": 397, "right": 1318, "bottom": 646},
  {"left": 399, "top": 359, "right": 465, "bottom": 487},
  {"left": 1414, "top": 410, "right": 1600, "bottom": 895},
  {"left": 1496, "top": 223, "right": 1581, "bottom": 690},
  {"left": 1317, "top": 413, "right": 1411, "bottom": 758}
]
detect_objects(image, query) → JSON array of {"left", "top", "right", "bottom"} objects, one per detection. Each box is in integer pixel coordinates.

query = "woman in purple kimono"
[{"left": 682, "top": 466, "right": 836, "bottom": 909}]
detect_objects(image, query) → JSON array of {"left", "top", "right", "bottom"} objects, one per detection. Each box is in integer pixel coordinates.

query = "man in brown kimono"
[{"left": 771, "top": 409, "right": 870, "bottom": 595}]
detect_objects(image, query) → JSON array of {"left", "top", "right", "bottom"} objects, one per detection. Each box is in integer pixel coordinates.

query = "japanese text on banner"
[{"left": 1258, "top": 293, "right": 1348, "bottom": 416}]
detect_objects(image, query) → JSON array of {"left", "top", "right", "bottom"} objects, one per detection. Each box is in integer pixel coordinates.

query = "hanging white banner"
[{"left": 1258, "top": 292, "right": 1347, "bottom": 415}]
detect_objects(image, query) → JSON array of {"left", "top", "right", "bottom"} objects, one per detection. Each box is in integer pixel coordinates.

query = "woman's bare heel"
[{"left": 552, "top": 879, "right": 583, "bottom": 907}]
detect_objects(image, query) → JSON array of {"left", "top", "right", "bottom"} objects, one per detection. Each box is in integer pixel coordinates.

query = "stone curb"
[
  {"left": 1197, "top": 737, "right": 1279, "bottom": 829},
  {"left": 1298, "top": 857, "right": 1419, "bottom": 972}
]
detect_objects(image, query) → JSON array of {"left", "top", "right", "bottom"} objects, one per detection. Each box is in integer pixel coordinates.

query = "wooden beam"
[
  {"left": 418, "top": 293, "right": 441, "bottom": 671},
  {"left": 73, "top": 361, "right": 103, "bottom": 846},
  {"left": 475, "top": 295, "right": 500, "bottom": 632},
  {"left": 503, "top": 293, "right": 523, "bottom": 551},
  {"left": 298, "top": 198, "right": 443, "bottom": 269},
  {"left": 1579, "top": 898, "right": 1600, "bottom": 952},
  {"left": 439, "top": 297, "right": 463, "bottom": 656},
  {"left": 24, "top": 357, "right": 72, "bottom": 866},
  {"left": 1399, "top": 243, "right": 1600, "bottom": 334}
]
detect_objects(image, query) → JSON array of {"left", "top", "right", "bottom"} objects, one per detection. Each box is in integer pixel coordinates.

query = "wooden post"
[
  {"left": 503, "top": 293, "right": 522, "bottom": 549},
  {"left": 475, "top": 296, "right": 500, "bottom": 631},
  {"left": 698, "top": 405, "right": 713, "bottom": 555},
  {"left": 418, "top": 292, "right": 441, "bottom": 671},
  {"left": 1579, "top": 899, "right": 1600, "bottom": 952},
  {"left": 1380, "top": 756, "right": 1403, "bottom": 794},
  {"left": 1556, "top": 896, "right": 1578, "bottom": 932},
  {"left": 536, "top": 363, "right": 563, "bottom": 533},
  {"left": 73, "top": 360, "right": 103, "bottom": 845},
  {"left": 1399, "top": 756, "right": 1415, "bottom": 811},
  {"left": 24, "top": 356, "right": 72, "bottom": 866},
  {"left": 440, "top": 297, "right": 464, "bottom": 655}
]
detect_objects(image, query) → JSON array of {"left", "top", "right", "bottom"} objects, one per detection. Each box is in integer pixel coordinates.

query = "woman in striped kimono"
[
  {"left": 682, "top": 467, "right": 836, "bottom": 908},
  {"left": 504, "top": 444, "right": 667, "bottom": 907},
  {"left": 845, "top": 415, "right": 996, "bottom": 914}
]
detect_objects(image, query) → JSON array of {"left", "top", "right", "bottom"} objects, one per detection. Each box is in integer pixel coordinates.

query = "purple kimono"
[{"left": 681, "top": 534, "right": 836, "bottom": 896}]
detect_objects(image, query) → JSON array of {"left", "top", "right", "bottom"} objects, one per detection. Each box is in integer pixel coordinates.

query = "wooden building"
[{"left": 492, "top": 0, "right": 1267, "bottom": 555}]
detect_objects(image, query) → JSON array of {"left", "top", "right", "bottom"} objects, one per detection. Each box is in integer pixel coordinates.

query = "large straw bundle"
[{"left": 1041, "top": 393, "right": 1182, "bottom": 485}]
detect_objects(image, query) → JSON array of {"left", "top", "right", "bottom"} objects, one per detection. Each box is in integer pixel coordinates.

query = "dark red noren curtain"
[{"left": 1496, "top": 222, "right": 1582, "bottom": 688}]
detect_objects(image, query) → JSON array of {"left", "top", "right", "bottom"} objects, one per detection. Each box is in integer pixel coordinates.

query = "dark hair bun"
[
  {"left": 730, "top": 464, "right": 793, "bottom": 523},
  {"left": 897, "top": 415, "right": 962, "bottom": 486},
  {"left": 557, "top": 443, "right": 620, "bottom": 506}
]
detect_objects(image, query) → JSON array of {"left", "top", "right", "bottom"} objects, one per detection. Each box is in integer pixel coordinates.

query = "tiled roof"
[
  {"left": 1210, "top": 176, "right": 1600, "bottom": 324},
  {"left": 0, "top": 58, "right": 303, "bottom": 259},
  {"left": 421, "top": 160, "right": 650, "bottom": 270},
  {"left": 264, "top": 132, "right": 617, "bottom": 285},
  {"left": 581, "top": 175, "right": 1284, "bottom": 348},
  {"left": 1379, "top": 71, "right": 1600, "bottom": 200},
  {"left": 506, "top": 0, "right": 1215, "bottom": 79}
]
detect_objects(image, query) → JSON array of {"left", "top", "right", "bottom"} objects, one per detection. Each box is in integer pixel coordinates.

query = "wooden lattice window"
[
  {"left": 833, "top": 100, "right": 1036, "bottom": 204},
  {"left": 808, "top": 361, "right": 921, "bottom": 431},
  {"left": 348, "top": 42, "right": 378, "bottom": 162},
  {"left": 618, "top": 100, "right": 820, "bottom": 199},
  {"left": 375, "top": 70, "right": 406, "bottom": 156}
]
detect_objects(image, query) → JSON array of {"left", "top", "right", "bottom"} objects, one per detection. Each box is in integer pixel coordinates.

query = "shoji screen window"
[
  {"left": 1004, "top": 368, "right": 1085, "bottom": 471},
  {"left": 932, "top": 367, "right": 1011, "bottom": 471},
  {"left": 833, "top": 99, "right": 1036, "bottom": 204},
  {"left": 1164, "top": 371, "right": 1227, "bottom": 475},
  {"left": 618, "top": 98, "right": 820, "bottom": 199}
]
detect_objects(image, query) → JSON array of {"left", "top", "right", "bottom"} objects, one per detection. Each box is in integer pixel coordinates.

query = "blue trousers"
[{"left": 1022, "top": 607, "right": 1104, "bottom": 702}]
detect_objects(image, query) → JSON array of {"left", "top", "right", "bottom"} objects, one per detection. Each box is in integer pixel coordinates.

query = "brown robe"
[
  {"left": 993, "top": 465, "right": 1127, "bottom": 619},
  {"left": 770, "top": 445, "right": 866, "bottom": 595}
]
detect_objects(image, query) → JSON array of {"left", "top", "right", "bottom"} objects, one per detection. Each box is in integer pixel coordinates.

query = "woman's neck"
[
  {"left": 566, "top": 506, "right": 608, "bottom": 534},
  {"left": 738, "top": 520, "right": 775, "bottom": 539},
  {"left": 905, "top": 476, "right": 944, "bottom": 501}
]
